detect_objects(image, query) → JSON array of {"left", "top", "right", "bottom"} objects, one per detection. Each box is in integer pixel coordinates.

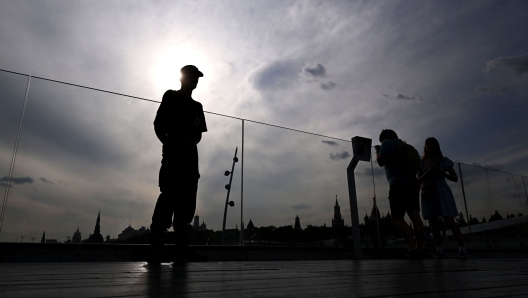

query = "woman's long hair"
[{"left": 423, "top": 137, "right": 443, "bottom": 162}]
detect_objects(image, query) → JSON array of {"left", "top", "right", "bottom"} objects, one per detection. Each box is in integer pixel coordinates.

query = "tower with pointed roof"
[
  {"left": 89, "top": 211, "right": 104, "bottom": 243},
  {"left": 193, "top": 214, "right": 200, "bottom": 230},
  {"left": 332, "top": 195, "right": 345, "bottom": 228},
  {"left": 294, "top": 215, "right": 302, "bottom": 230},
  {"left": 40, "top": 231, "right": 45, "bottom": 243},
  {"left": 72, "top": 227, "right": 81, "bottom": 243}
]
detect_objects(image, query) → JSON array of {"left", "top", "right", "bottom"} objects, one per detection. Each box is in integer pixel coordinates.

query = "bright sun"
[{"left": 152, "top": 45, "right": 207, "bottom": 91}]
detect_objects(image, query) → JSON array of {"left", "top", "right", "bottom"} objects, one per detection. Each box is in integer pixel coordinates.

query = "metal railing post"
[
  {"left": 458, "top": 163, "right": 472, "bottom": 247},
  {"left": 240, "top": 120, "right": 244, "bottom": 246}
]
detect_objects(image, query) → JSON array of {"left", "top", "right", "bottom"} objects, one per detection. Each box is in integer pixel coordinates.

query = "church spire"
[
  {"left": 89, "top": 210, "right": 104, "bottom": 243},
  {"left": 40, "top": 230, "right": 45, "bottom": 243},
  {"left": 294, "top": 215, "right": 302, "bottom": 230},
  {"left": 94, "top": 211, "right": 101, "bottom": 234},
  {"left": 335, "top": 195, "right": 339, "bottom": 206}
]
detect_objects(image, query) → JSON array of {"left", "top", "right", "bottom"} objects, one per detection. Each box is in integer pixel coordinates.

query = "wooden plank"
[{"left": 1, "top": 260, "right": 527, "bottom": 298}]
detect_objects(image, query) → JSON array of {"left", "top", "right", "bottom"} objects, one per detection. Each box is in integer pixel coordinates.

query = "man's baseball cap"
[{"left": 181, "top": 65, "right": 204, "bottom": 77}]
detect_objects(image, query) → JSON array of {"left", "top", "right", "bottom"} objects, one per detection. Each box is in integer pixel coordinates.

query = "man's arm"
[
  {"left": 374, "top": 145, "right": 388, "bottom": 167},
  {"left": 154, "top": 91, "right": 171, "bottom": 144},
  {"left": 154, "top": 122, "right": 168, "bottom": 144}
]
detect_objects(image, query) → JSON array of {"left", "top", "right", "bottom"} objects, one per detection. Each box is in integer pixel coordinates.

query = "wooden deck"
[{"left": 1, "top": 259, "right": 527, "bottom": 297}]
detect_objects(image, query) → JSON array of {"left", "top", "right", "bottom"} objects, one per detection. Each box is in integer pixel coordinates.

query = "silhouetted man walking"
[
  {"left": 375, "top": 129, "right": 424, "bottom": 258},
  {"left": 149, "top": 65, "right": 208, "bottom": 263}
]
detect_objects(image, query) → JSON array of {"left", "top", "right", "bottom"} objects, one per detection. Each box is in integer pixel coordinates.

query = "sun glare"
[{"left": 152, "top": 46, "right": 207, "bottom": 91}]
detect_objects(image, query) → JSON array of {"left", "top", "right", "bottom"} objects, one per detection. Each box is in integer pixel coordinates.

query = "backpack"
[{"left": 396, "top": 141, "right": 421, "bottom": 176}]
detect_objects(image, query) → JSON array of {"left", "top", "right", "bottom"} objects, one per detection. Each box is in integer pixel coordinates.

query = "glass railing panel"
[
  {"left": 243, "top": 121, "right": 375, "bottom": 247},
  {"left": 459, "top": 164, "right": 528, "bottom": 250},
  {"left": 0, "top": 71, "right": 30, "bottom": 234},
  {"left": 0, "top": 77, "right": 241, "bottom": 244}
]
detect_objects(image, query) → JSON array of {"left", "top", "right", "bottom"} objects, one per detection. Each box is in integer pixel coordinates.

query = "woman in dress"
[{"left": 417, "top": 137, "right": 467, "bottom": 258}]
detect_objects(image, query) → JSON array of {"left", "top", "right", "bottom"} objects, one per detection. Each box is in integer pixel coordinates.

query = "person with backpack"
[
  {"left": 375, "top": 129, "right": 425, "bottom": 258},
  {"left": 417, "top": 137, "right": 466, "bottom": 259}
]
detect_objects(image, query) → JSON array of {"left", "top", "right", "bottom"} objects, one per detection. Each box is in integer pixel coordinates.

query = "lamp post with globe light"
[{"left": 222, "top": 147, "right": 238, "bottom": 245}]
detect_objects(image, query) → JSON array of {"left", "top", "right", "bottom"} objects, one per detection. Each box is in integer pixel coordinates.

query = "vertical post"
[
  {"left": 370, "top": 157, "right": 381, "bottom": 248},
  {"left": 522, "top": 176, "right": 528, "bottom": 214},
  {"left": 458, "top": 163, "right": 472, "bottom": 246},
  {"left": 347, "top": 158, "right": 362, "bottom": 259},
  {"left": 240, "top": 120, "right": 244, "bottom": 246},
  {"left": 0, "top": 75, "right": 31, "bottom": 233}
]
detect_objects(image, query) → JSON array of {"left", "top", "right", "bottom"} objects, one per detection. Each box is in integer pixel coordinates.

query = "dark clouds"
[
  {"left": 299, "top": 62, "right": 335, "bottom": 90},
  {"left": 484, "top": 54, "right": 528, "bottom": 76},
  {"left": 321, "top": 140, "right": 338, "bottom": 146},
  {"left": 477, "top": 53, "right": 528, "bottom": 95},
  {"left": 291, "top": 203, "right": 312, "bottom": 210},
  {"left": 382, "top": 93, "right": 441, "bottom": 103},
  {"left": 0, "top": 176, "right": 34, "bottom": 187},
  {"left": 319, "top": 81, "right": 336, "bottom": 90},
  {"left": 40, "top": 178, "right": 53, "bottom": 184},
  {"left": 329, "top": 151, "right": 350, "bottom": 161},
  {"left": 301, "top": 63, "right": 326, "bottom": 77}
]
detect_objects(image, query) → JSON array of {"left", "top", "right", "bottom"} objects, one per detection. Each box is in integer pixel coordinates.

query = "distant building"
[
  {"left": 45, "top": 239, "right": 58, "bottom": 243},
  {"left": 294, "top": 215, "right": 302, "bottom": 230},
  {"left": 117, "top": 225, "right": 150, "bottom": 241},
  {"left": 194, "top": 214, "right": 200, "bottom": 229},
  {"left": 332, "top": 195, "right": 345, "bottom": 228},
  {"left": 72, "top": 227, "right": 81, "bottom": 243},
  {"left": 193, "top": 214, "right": 207, "bottom": 231},
  {"left": 40, "top": 231, "right": 45, "bottom": 243},
  {"left": 246, "top": 219, "right": 255, "bottom": 231},
  {"left": 88, "top": 211, "right": 104, "bottom": 243}
]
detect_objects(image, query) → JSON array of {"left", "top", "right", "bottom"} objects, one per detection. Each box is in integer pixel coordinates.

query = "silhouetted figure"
[
  {"left": 417, "top": 137, "right": 466, "bottom": 259},
  {"left": 375, "top": 129, "right": 424, "bottom": 258},
  {"left": 149, "top": 65, "right": 208, "bottom": 264}
]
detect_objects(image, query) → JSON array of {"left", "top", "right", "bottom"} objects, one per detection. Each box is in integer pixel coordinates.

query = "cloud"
[
  {"left": 40, "top": 178, "right": 53, "bottom": 184},
  {"left": 329, "top": 151, "right": 350, "bottom": 161},
  {"left": 478, "top": 54, "right": 528, "bottom": 95},
  {"left": 321, "top": 140, "right": 338, "bottom": 146},
  {"left": 301, "top": 63, "right": 326, "bottom": 77},
  {"left": 0, "top": 176, "right": 34, "bottom": 186},
  {"left": 319, "top": 81, "right": 336, "bottom": 90},
  {"left": 382, "top": 93, "right": 441, "bottom": 103},
  {"left": 299, "top": 62, "right": 335, "bottom": 90},
  {"left": 483, "top": 54, "right": 528, "bottom": 76},
  {"left": 248, "top": 60, "right": 299, "bottom": 91},
  {"left": 291, "top": 203, "right": 312, "bottom": 210}
]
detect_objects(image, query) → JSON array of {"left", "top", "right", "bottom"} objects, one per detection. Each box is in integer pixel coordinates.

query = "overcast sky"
[{"left": 1, "top": 0, "right": 527, "bottom": 242}]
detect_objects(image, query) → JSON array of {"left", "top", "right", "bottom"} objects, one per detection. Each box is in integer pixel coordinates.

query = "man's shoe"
[
  {"left": 431, "top": 251, "right": 444, "bottom": 259},
  {"left": 455, "top": 252, "right": 468, "bottom": 259},
  {"left": 147, "top": 247, "right": 169, "bottom": 264}
]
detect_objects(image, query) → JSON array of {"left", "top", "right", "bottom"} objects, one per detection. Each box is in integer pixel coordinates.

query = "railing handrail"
[
  {"left": 0, "top": 68, "right": 350, "bottom": 143},
  {"left": 1, "top": 68, "right": 526, "bottom": 177}
]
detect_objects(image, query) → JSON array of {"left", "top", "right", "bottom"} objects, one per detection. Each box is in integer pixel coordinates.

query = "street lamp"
[{"left": 222, "top": 147, "right": 238, "bottom": 245}]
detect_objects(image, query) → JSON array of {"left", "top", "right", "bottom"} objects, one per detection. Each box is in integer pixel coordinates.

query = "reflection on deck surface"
[{"left": 1, "top": 259, "right": 528, "bottom": 297}]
